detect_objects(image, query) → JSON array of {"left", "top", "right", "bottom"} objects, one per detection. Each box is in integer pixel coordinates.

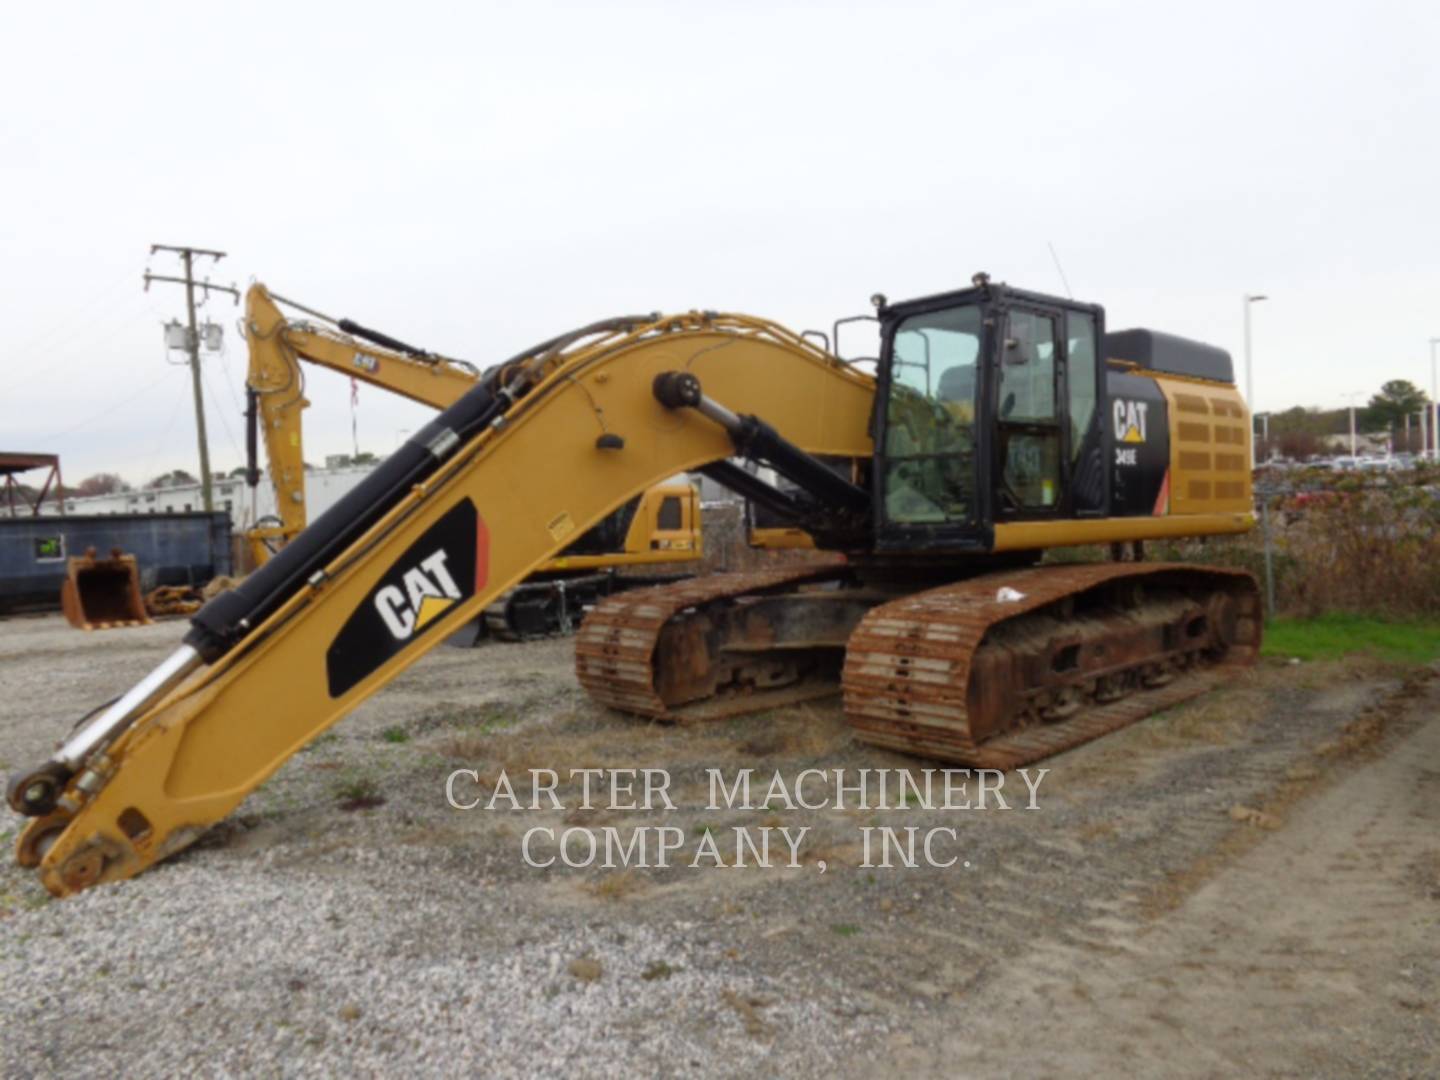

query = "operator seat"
[{"left": 936, "top": 363, "right": 976, "bottom": 425}]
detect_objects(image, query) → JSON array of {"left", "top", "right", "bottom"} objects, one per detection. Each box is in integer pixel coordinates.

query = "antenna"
[{"left": 1047, "top": 241, "right": 1074, "bottom": 299}]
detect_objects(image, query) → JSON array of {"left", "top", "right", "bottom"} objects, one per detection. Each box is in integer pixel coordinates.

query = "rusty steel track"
[
  {"left": 842, "top": 562, "right": 1262, "bottom": 769},
  {"left": 575, "top": 563, "right": 851, "bottom": 718}
]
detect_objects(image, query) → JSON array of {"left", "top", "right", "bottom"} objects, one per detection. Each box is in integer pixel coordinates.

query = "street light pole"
[
  {"left": 1252, "top": 411, "right": 1270, "bottom": 462},
  {"left": 1342, "top": 391, "right": 1364, "bottom": 459},
  {"left": 1429, "top": 337, "right": 1439, "bottom": 461},
  {"left": 1244, "top": 293, "right": 1268, "bottom": 467}
]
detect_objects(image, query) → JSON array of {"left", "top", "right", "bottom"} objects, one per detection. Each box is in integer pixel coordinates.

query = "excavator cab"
[{"left": 873, "top": 281, "right": 1107, "bottom": 552}]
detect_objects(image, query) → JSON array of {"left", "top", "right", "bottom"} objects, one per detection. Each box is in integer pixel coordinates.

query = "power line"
[
  {"left": 133, "top": 378, "right": 194, "bottom": 489},
  {"left": 0, "top": 305, "right": 164, "bottom": 401},
  {"left": 202, "top": 361, "right": 245, "bottom": 466},
  {"left": 211, "top": 336, "right": 250, "bottom": 418},
  {"left": 4, "top": 274, "right": 135, "bottom": 358},
  {"left": 20, "top": 366, "right": 178, "bottom": 444}
]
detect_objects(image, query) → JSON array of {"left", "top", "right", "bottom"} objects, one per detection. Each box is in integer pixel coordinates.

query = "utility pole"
[{"left": 144, "top": 245, "right": 239, "bottom": 512}]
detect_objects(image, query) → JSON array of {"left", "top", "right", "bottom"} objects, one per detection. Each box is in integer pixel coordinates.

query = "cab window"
[
  {"left": 883, "top": 305, "right": 982, "bottom": 524},
  {"left": 1066, "top": 311, "right": 1098, "bottom": 468},
  {"left": 998, "top": 311, "right": 1061, "bottom": 511},
  {"left": 656, "top": 495, "right": 683, "bottom": 531}
]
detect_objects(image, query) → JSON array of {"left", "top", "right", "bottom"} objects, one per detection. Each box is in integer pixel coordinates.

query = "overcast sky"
[{"left": 3, "top": 0, "right": 1437, "bottom": 485}]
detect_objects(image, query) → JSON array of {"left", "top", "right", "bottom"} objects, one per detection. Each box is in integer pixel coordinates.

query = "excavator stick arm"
[
  {"left": 243, "top": 284, "right": 482, "bottom": 549},
  {"left": 16, "top": 311, "right": 874, "bottom": 895}
]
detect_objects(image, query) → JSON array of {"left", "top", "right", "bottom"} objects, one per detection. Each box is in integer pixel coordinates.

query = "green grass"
[
  {"left": 380, "top": 725, "right": 410, "bottom": 744},
  {"left": 1262, "top": 614, "right": 1440, "bottom": 665}
]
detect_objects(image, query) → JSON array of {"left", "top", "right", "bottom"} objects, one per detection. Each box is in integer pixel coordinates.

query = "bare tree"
[{"left": 74, "top": 472, "right": 129, "bottom": 496}]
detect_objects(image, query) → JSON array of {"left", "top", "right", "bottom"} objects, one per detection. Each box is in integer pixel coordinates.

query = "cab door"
[
  {"left": 873, "top": 300, "right": 989, "bottom": 549},
  {"left": 993, "top": 307, "right": 1066, "bottom": 517},
  {"left": 992, "top": 303, "right": 1107, "bottom": 520}
]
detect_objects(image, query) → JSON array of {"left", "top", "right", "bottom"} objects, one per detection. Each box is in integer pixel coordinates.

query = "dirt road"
[
  {"left": 909, "top": 678, "right": 1440, "bottom": 1078},
  {"left": 1, "top": 614, "right": 1436, "bottom": 1076}
]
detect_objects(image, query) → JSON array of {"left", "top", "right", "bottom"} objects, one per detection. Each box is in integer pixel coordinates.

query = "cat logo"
[
  {"left": 327, "top": 499, "right": 485, "bottom": 698},
  {"left": 375, "top": 550, "right": 462, "bottom": 640},
  {"left": 1112, "top": 399, "right": 1150, "bottom": 444}
]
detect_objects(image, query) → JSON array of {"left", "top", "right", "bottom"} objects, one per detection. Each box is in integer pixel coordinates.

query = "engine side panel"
[
  {"left": 1107, "top": 370, "right": 1172, "bottom": 516},
  {"left": 1155, "top": 376, "right": 1253, "bottom": 515}
]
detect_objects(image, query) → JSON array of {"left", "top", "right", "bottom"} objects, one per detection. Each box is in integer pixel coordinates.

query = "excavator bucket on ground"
[
  {"left": 60, "top": 548, "right": 151, "bottom": 630},
  {"left": 144, "top": 585, "right": 205, "bottom": 619}
]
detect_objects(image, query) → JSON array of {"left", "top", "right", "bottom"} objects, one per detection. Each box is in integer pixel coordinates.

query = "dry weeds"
[
  {"left": 721, "top": 989, "right": 775, "bottom": 1039},
  {"left": 586, "top": 869, "right": 644, "bottom": 902},
  {"left": 567, "top": 956, "right": 603, "bottom": 982}
]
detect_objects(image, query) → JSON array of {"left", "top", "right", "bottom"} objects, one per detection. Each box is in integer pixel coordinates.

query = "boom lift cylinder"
[
  {"left": 653, "top": 371, "right": 870, "bottom": 540},
  {"left": 188, "top": 384, "right": 501, "bottom": 663}
]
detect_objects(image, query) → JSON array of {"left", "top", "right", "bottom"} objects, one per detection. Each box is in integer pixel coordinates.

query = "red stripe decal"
[{"left": 1153, "top": 469, "right": 1171, "bottom": 516}]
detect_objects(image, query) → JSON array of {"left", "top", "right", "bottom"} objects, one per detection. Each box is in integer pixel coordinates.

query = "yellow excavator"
[
  {"left": 240, "top": 284, "right": 701, "bottom": 638},
  {"left": 9, "top": 272, "right": 1260, "bottom": 896}
]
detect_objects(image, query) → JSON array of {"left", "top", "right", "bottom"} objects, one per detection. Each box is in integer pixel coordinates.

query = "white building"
[
  {"left": 53, "top": 463, "right": 718, "bottom": 531},
  {"left": 53, "top": 465, "right": 377, "bottom": 532}
]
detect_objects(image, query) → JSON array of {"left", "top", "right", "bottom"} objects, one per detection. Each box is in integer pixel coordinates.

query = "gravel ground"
[{"left": 1, "top": 613, "right": 1437, "bottom": 1077}]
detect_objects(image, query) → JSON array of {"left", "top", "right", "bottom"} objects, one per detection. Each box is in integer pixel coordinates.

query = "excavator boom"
[{"left": 10, "top": 307, "right": 873, "bottom": 895}]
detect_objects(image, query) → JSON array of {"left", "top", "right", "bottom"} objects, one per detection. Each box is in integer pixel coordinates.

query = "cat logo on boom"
[
  {"left": 1113, "top": 399, "right": 1150, "bottom": 444},
  {"left": 326, "top": 499, "right": 485, "bottom": 699},
  {"left": 375, "top": 550, "right": 462, "bottom": 640}
]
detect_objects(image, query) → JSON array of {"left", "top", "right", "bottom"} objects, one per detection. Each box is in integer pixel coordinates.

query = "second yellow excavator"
[
  {"left": 10, "top": 271, "right": 1260, "bottom": 896},
  {"left": 240, "top": 284, "right": 701, "bottom": 638}
]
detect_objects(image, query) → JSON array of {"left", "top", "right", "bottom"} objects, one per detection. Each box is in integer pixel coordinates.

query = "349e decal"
[{"left": 326, "top": 500, "right": 489, "bottom": 698}]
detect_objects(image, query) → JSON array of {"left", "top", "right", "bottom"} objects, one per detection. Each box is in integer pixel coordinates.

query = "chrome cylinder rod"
[{"left": 55, "top": 645, "right": 204, "bottom": 769}]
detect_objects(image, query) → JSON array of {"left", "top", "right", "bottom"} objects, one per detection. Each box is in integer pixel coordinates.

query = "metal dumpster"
[{"left": 0, "top": 512, "right": 232, "bottom": 615}]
